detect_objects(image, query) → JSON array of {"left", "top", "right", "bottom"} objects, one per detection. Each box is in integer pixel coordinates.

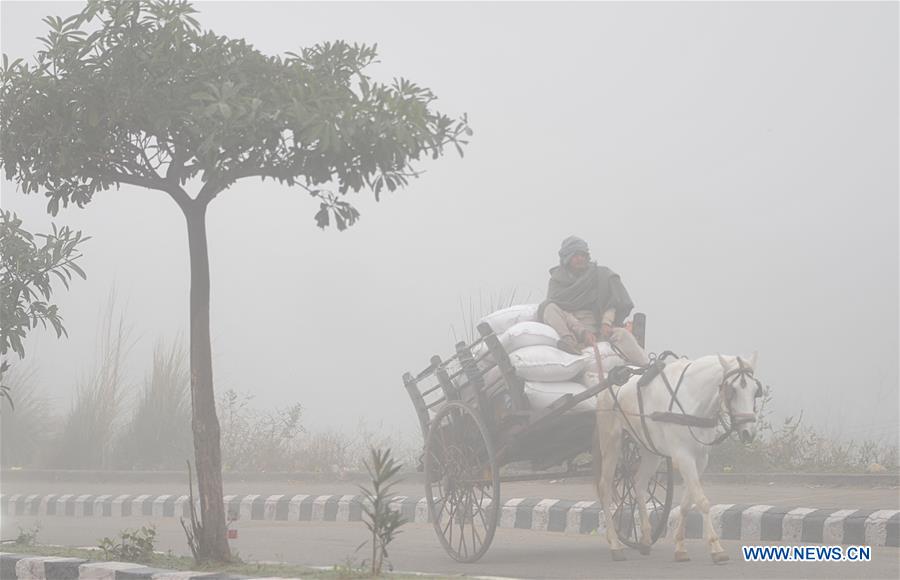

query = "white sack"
[
  {"left": 509, "top": 345, "right": 588, "bottom": 382},
  {"left": 524, "top": 380, "right": 596, "bottom": 413},
  {"left": 481, "top": 365, "right": 503, "bottom": 388},
  {"left": 499, "top": 321, "right": 559, "bottom": 352},
  {"left": 478, "top": 304, "right": 539, "bottom": 335},
  {"left": 580, "top": 343, "right": 627, "bottom": 387}
]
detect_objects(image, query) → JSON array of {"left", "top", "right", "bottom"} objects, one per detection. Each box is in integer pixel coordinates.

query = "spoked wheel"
[
  {"left": 611, "top": 431, "right": 674, "bottom": 548},
  {"left": 424, "top": 401, "right": 501, "bottom": 563}
]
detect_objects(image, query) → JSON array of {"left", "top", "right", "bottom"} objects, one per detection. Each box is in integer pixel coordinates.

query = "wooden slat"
[
  {"left": 433, "top": 355, "right": 459, "bottom": 401},
  {"left": 456, "top": 340, "right": 492, "bottom": 431},
  {"left": 477, "top": 322, "right": 529, "bottom": 411},
  {"left": 403, "top": 371, "right": 430, "bottom": 438}
]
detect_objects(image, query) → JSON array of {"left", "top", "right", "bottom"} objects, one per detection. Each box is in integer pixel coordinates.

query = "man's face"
[{"left": 568, "top": 251, "right": 590, "bottom": 272}]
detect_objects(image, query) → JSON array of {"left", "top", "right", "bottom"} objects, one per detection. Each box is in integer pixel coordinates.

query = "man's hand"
[
  {"left": 583, "top": 331, "right": 597, "bottom": 345},
  {"left": 599, "top": 323, "right": 613, "bottom": 339}
]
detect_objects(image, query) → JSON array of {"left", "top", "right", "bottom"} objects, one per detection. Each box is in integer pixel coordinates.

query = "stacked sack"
[{"left": 475, "top": 305, "right": 627, "bottom": 413}]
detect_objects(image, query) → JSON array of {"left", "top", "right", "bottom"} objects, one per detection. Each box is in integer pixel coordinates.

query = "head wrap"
[{"left": 558, "top": 235, "right": 590, "bottom": 266}]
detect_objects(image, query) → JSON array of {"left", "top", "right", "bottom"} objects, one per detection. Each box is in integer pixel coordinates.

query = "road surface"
[{"left": 2, "top": 478, "right": 898, "bottom": 579}]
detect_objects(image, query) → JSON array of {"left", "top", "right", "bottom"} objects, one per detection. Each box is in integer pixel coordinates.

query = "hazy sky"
[{"left": 2, "top": 1, "right": 898, "bottom": 444}]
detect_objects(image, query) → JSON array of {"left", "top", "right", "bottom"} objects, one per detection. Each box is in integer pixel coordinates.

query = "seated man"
[{"left": 538, "top": 235, "right": 650, "bottom": 365}]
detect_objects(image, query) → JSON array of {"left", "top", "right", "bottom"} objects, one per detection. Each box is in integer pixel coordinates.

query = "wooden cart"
[{"left": 402, "top": 313, "right": 674, "bottom": 562}]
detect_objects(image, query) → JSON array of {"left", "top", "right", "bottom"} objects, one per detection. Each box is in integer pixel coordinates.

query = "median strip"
[{"left": 2, "top": 493, "right": 898, "bottom": 547}]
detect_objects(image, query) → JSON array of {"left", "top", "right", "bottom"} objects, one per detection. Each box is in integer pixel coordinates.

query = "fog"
[{"left": 1, "top": 1, "right": 897, "bottom": 445}]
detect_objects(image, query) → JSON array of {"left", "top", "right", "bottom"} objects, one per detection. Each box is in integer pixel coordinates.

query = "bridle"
[{"left": 719, "top": 357, "right": 764, "bottom": 433}]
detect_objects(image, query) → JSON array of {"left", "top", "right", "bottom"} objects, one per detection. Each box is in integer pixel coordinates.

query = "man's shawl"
[{"left": 539, "top": 262, "right": 635, "bottom": 325}]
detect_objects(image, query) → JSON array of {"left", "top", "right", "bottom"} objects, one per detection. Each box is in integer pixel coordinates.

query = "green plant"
[
  {"left": 0, "top": 210, "right": 87, "bottom": 407},
  {"left": 98, "top": 525, "right": 157, "bottom": 563},
  {"left": 357, "top": 447, "right": 405, "bottom": 576},
  {"left": 180, "top": 460, "right": 202, "bottom": 562},
  {"left": 330, "top": 557, "right": 369, "bottom": 579},
  {"left": 2, "top": 0, "right": 470, "bottom": 560},
  {"left": 15, "top": 522, "right": 41, "bottom": 546}
]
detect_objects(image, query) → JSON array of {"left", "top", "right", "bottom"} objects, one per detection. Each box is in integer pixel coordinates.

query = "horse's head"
[{"left": 717, "top": 352, "right": 764, "bottom": 443}]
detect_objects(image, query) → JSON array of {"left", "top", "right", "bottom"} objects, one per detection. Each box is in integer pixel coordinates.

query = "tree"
[
  {"left": 0, "top": 0, "right": 471, "bottom": 561},
  {"left": 0, "top": 210, "right": 88, "bottom": 407}
]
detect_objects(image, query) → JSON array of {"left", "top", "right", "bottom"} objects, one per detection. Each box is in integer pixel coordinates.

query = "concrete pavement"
[{"left": 4, "top": 513, "right": 899, "bottom": 579}]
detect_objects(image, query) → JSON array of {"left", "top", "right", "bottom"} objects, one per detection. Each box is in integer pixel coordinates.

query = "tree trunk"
[{"left": 184, "top": 201, "right": 231, "bottom": 562}]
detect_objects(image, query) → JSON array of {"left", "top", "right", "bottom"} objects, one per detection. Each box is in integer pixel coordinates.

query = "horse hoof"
[
  {"left": 638, "top": 544, "right": 651, "bottom": 556},
  {"left": 611, "top": 549, "right": 627, "bottom": 561},
  {"left": 674, "top": 550, "right": 690, "bottom": 562},
  {"left": 711, "top": 552, "right": 730, "bottom": 564}
]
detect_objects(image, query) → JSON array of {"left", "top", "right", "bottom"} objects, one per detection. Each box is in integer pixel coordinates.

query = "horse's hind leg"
[
  {"left": 594, "top": 421, "right": 626, "bottom": 561},
  {"left": 672, "top": 456, "right": 698, "bottom": 562},
  {"left": 632, "top": 452, "right": 660, "bottom": 555},
  {"left": 672, "top": 470, "right": 693, "bottom": 562}
]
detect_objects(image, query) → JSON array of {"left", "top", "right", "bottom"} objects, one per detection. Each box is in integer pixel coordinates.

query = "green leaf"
[{"left": 314, "top": 204, "right": 329, "bottom": 229}]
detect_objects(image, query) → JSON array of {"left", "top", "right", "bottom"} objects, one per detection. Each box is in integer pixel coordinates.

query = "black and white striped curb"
[
  {"left": 0, "top": 553, "right": 293, "bottom": 579},
  {"left": 0, "top": 553, "right": 512, "bottom": 580},
  {"left": 3, "top": 494, "right": 898, "bottom": 547}
]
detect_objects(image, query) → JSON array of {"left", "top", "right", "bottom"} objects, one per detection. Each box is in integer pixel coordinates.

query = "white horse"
[{"left": 593, "top": 353, "right": 763, "bottom": 563}]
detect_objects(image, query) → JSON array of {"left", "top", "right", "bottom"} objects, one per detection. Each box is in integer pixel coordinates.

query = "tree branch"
[
  {"left": 112, "top": 171, "right": 192, "bottom": 210},
  {"left": 196, "top": 179, "right": 222, "bottom": 207}
]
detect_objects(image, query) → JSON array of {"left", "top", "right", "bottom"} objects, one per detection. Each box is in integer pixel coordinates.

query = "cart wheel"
[
  {"left": 611, "top": 432, "right": 673, "bottom": 548},
  {"left": 424, "top": 401, "right": 501, "bottom": 563}
]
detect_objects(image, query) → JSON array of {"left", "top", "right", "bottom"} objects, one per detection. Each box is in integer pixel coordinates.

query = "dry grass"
[
  {"left": 113, "top": 339, "right": 192, "bottom": 470},
  {"left": 49, "top": 290, "right": 133, "bottom": 469},
  {"left": 0, "top": 366, "right": 55, "bottom": 467}
]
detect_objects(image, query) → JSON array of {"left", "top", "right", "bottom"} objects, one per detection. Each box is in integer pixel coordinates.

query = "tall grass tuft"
[
  {"left": 113, "top": 339, "right": 192, "bottom": 470},
  {"left": 0, "top": 364, "right": 55, "bottom": 468},
  {"left": 450, "top": 287, "right": 529, "bottom": 346},
  {"left": 51, "top": 291, "right": 132, "bottom": 469}
]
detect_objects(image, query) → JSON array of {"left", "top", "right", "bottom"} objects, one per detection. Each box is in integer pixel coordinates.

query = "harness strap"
[
  {"left": 662, "top": 363, "right": 692, "bottom": 413},
  {"left": 593, "top": 343, "right": 663, "bottom": 456},
  {"left": 649, "top": 411, "right": 718, "bottom": 428},
  {"left": 634, "top": 377, "right": 664, "bottom": 456}
]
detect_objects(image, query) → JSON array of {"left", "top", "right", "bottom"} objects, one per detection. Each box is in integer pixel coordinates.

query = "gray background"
[{"left": 1, "top": 1, "right": 897, "bottom": 443}]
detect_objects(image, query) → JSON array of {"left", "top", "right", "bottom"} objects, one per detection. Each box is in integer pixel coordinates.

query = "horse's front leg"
[
  {"left": 594, "top": 418, "right": 626, "bottom": 561},
  {"left": 677, "top": 451, "right": 728, "bottom": 564},
  {"left": 698, "top": 491, "right": 728, "bottom": 563},
  {"left": 632, "top": 452, "right": 661, "bottom": 555}
]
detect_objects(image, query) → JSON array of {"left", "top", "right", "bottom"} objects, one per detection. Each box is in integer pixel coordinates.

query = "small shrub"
[
  {"left": 98, "top": 525, "right": 156, "bottom": 563},
  {"left": 709, "top": 402, "right": 899, "bottom": 474},
  {"left": 218, "top": 389, "right": 304, "bottom": 472},
  {"left": 15, "top": 522, "right": 41, "bottom": 546},
  {"left": 294, "top": 429, "right": 353, "bottom": 473},
  {"left": 357, "top": 447, "right": 406, "bottom": 576}
]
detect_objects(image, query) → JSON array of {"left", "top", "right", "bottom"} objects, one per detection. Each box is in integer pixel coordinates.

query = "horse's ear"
[
  {"left": 717, "top": 354, "right": 730, "bottom": 371},
  {"left": 748, "top": 350, "right": 758, "bottom": 370}
]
